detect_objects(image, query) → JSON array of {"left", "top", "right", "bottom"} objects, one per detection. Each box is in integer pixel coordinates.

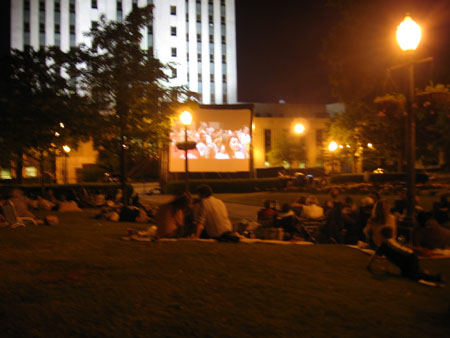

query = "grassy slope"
[{"left": 0, "top": 210, "right": 449, "bottom": 337}]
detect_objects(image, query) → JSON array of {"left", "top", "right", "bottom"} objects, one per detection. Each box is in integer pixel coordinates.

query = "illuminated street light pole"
[
  {"left": 293, "top": 123, "right": 306, "bottom": 167},
  {"left": 180, "top": 111, "right": 192, "bottom": 192},
  {"left": 396, "top": 15, "right": 421, "bottom": 224},
  {"left": 62, "top": 145, "right": 71, "bottom": 184},
  {"left": 328, "top": 141, "right": 338, "bottom": 174}
]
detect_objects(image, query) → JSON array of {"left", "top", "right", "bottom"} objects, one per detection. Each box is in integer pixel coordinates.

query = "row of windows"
[
  {"left": 172, "top": 47, "right": 227, "bottom": 64},
  {"left": 187, "top": 0, "right": 226, "bottom": 6},
  {"left": 186, "top": 33, "right": 226, "bottom": 44},
  {"left": 186, "top": 13, "right": 226, "bottom": 25}
]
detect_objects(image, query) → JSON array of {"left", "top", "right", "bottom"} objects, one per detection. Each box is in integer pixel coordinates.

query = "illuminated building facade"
[{"left": 10, "top": 0, "right": 237, "bottom": 104}]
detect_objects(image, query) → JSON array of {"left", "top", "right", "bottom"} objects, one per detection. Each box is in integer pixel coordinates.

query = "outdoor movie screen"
[{"left": 169, "top": 107, "right": 252, "bottom": 172}]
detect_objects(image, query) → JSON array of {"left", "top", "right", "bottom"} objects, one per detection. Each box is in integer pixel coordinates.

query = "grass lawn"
[{"left": 1, "top": 210, "right": 449, "bottom": 337}]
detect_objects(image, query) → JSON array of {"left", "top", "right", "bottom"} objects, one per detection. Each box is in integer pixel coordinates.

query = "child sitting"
[{"left": 367, "top": 226, "right": 444, "bottom": 285}]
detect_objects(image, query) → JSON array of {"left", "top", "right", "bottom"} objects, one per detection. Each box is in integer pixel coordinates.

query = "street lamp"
[
  {"left": 180, "top": 110, "right": 192, "bottom": 192},
  {"left": 293, "top": 123, "right": 305, "bottom": 135},
  {"left": 62, "top": 145, "right": 71, "bottom": 184},
  {"left": 396, "top": 14, "right": 421, "bottom": 224},
  {"left": 328, "top": 141, "right": 338, "bottom": 174},
  {"left": 293, "top": 123, "right": 306, "bottom": 167}
]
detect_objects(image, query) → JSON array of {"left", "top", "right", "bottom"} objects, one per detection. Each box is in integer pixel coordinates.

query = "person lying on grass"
[{"left": 367, "top": 226, "right": 444, "bottom": 285}]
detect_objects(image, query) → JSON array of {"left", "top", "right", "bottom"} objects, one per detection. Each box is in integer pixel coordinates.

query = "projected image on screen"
[{"left": 169, "top": 108, "right": 252, "bottom": 172}]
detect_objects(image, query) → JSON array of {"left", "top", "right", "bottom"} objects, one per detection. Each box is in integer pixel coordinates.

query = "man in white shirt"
[{"left": 194, "top": 185, "right": 233, "bottom": 238}]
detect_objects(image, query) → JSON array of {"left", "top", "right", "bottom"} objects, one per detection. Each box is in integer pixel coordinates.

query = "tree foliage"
[
  {"left": 79, "top": 5, "right": 197, "bottom": 185},
  {"left": 0, "top": 47, "right": 91, "bottom": 182},
  {"left": 322, "top": 0, "right": 450, "bottom": 170},
  {"left": 267, "top": 131, "right": 306, "bottom": 168}
]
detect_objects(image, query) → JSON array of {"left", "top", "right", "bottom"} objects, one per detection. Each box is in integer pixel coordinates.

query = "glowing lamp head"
[
  {"left": 294, "top": 123, "right": 305, "bottom": 134},
  {"left": 180, "top": 111, "right": 192, "bottom": 126},
  {"left": 328, "top": 141, "right": 338, "bottom": 152},
  {"left": 62, "top": 145, "right": 71, "bottom": 153},
  {"left": 396, "top": 16, "right": 421, "bottom": 51}
]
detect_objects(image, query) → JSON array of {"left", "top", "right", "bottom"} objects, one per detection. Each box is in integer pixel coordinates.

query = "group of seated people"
[
  {"left": 129, "top": 184, "right": 237, "bottom": 241},
  {"left": 255, "top": 188, "right": 450, "bottom": 248}
]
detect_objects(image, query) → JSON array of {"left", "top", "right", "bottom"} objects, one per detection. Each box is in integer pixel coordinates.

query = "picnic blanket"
[
  {"left": 347, "top": 244, "right": 450, "bottom": 259},
  {"left": 122, "top": 235, "right": 313, "bottom": 245}
]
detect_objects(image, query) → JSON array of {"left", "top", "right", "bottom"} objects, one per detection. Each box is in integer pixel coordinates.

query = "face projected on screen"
[
  {"left": 171, "top": 122, "right": 250, "bottom": 160},
  {"left": 169, "top": 108, "right": 252, "bottom": 172}
]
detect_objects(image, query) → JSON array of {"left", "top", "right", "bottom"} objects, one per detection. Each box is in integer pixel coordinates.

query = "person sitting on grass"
[
  {"left": 155, "top": 193, "right": 192, "bottom": 238},
  {"left": 301, "top": 195, "right": 324, "bottom": 220},
  {"left": 363, "top": 199, "right": 397, "bottom": 249},
  {"left": 193, "top": 184, "right": 235, "bottom": 241},
  {"left": 257, "top": 199, "right": 278, "bottom": 225},
  {"left": 367, "top": 226, "right": 444, "bottom": 285}
]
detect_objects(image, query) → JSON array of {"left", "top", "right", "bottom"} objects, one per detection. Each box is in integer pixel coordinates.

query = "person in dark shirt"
[{"left": 367, "top": 226, "right": 444, "bottom": 284}]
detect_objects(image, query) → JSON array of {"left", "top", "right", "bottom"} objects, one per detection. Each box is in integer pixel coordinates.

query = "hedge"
[
  {"left": 163, "top": 178, "right": 285, "bottom": 194},
  {"left": 330, "top": 172, "right": 429, "bottom": 184},
  {"left": 0, "top": 183, "right": 133, "bottom": 200}
]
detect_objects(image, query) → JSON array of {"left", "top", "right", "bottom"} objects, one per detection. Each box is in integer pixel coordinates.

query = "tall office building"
[{"left": 10, "top": 0, "right": 237, "bottom": 104}]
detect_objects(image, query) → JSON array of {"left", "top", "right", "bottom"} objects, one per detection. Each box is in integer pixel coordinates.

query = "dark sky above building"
[
  {"left": 2, "top": 0, "right": 448, "bottom": 105},
  {"left": 236, "top": 0, "right": 336, "bottom": 104}
]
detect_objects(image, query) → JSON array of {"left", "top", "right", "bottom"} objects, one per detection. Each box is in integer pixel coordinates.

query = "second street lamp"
[
  {"left": 62, "top": 145, "right": 71, "bottom": 184},
  {"left": 180, "top": 111, "right": 192, "bottom": 193},
  {"left": 328, "top": 141, "right": 338, "bottom": 174},
  {"left": 396, "top": 14, "right": 421, "bottom": 226}
]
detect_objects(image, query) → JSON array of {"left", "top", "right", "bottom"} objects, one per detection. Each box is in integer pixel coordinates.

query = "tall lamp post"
[
  {"left": 180, "top": 110, "right": 192, "bottom": 192},
  {"left": 62, "top": 145, "right": 71, "bottom": 184},
  {"left": 328, "top": 141, "right": 338, "bottom": 174},
  {"left": 293, "top": 123, "right": 306, "bottom": 166},
  {"left": 396, "top": 15, "right": 421, "bottom": 225}
]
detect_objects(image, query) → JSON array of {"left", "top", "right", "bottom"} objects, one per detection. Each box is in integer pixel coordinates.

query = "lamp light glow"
[
  {"left": 62, "top": 145, "right": 71, "bottom": 153},
  {"left": 328, "top": 141, "right": 338, "bottom": 152},
  {"left": 396, "top": 16, "right": 421, "bottom": 51},
  {"left": 180, "top": 111, "right": 192, "bottom": 126},
  {"left": 294, "top": 123, "right": 305, "bottom": 134}
]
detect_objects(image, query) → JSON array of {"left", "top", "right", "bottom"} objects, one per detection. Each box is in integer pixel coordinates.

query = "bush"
[
  {"left": 163, "top": 178, "right": 285, "bottom": 194},
  {"left": 78, "top": 166, "right": 105, "bottom": 182},
  {"left": 0, "top": 183, "right": 133, "bottom": 201},
  {"left": 329, "top": 172, "right": 429, "bottom": 185},
  {"left": 330, "top": 174, "right": 364, "bottom": 184}
]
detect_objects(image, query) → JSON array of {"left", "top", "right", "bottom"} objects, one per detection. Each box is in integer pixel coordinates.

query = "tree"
[
  {"left": 0, "top": 47, "right": 91, "bottom": 183},
  {"left": 416, "top": 84, "right": 450, "bottom": 166},
  {"left": 267, "top": 130, "right": 306, "bottom": 168},
  {"left": 79, "top": 5, "right": 196, "bottom": 201},
  {"left": 322, "top": 0, "right": 450, "bottom": 171}
]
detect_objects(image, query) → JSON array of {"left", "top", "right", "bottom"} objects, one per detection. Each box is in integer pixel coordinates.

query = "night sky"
[
  {"left": 236, "top": 0, "right": 336, "bottom": 104},
  {"left": 2, "top": 0, "right": 449, "bottom": 105}
]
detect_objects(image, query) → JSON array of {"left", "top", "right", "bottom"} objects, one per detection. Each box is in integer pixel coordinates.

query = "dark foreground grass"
[{"left": 1, "top": 210, "right": 449, "bottom": 337}]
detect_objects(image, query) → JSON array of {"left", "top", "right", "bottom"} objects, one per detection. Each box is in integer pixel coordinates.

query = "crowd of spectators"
[{"left": 170, "top": 122, "right": 251, "bottom": 160}]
